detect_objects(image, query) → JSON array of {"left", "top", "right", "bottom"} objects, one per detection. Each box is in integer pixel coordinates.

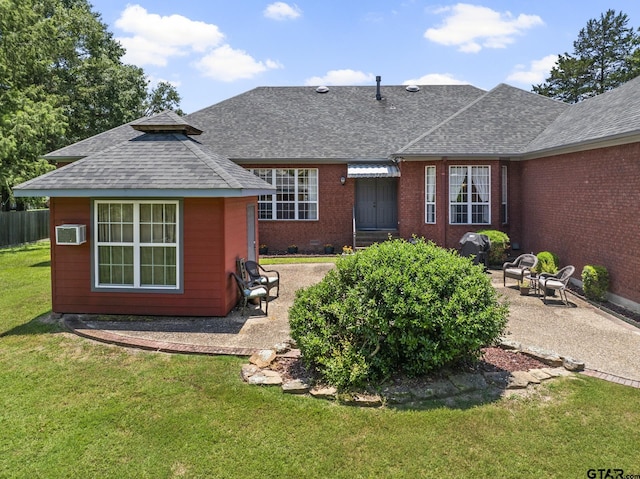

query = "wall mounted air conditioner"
[{"left": 55, "top": 224, "right": 86, "bottom": 245}]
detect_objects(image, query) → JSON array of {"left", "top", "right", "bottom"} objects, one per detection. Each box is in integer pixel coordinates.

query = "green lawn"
[{"left": 1, "top": 242, "right": 640, "bottom": 478}]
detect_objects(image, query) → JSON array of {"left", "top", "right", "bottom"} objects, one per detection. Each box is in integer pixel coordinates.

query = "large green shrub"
[
  {"left": 289, "top": 239, "right": 509, "bottom": 390},
  {"left": 582, "top": 265, "right": 609, "bottom": 302},
  {"left": 533, "top": 251, "right": 559, "bottom": 274},
  {"left": 476, "top": 229, "right": 510, "bottom": 266}
]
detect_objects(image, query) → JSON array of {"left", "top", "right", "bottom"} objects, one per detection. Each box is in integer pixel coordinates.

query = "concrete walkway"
[{"left": 63, "top": 264, "right": 640, "bottom": 386}]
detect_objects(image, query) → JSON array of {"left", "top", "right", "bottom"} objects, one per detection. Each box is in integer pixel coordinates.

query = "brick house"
[{"left": 15, "top": 77, "right": 640, "bottom": 314}]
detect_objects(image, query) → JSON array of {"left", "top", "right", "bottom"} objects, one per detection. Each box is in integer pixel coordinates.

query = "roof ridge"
[{"left": 178, "top": 135, "right": 243, "bottom": 188}]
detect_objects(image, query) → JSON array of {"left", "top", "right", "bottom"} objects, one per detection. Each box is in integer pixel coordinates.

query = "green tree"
[
  {"left": 0, "top": 0, "right": 184, "bottom": 209},
  {"left": 144, "top": 81, "right": 184, "bottom": 116},
  {"left": 533, "top": 9, "right": 640, "bottom": 103}
]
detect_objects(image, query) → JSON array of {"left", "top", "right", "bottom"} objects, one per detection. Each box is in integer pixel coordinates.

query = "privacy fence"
[{"left": 0, "top": 210, "right": 50, "bottom": 247}]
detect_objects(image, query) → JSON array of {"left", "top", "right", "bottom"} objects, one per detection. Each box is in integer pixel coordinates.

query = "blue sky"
[{"left": 89, "top": 1, "right": 640, "bottom": 114}]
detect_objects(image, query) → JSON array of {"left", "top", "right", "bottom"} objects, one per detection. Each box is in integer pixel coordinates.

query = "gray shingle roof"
[
  {"left": 45, "top": 85, "right": 486, "bottom": 161},
  {"left": 186, "top": 85, "right": 486, "bottom": 159},
  {"left": 525, "top": 75, "right": 640, "bottom": 154},
  {"left": 38, "top": 78, "right": 640, "bottom": 169},
  {"left": 15, "top": 133, "right": 274, "bottom": 197},
  {"left": 398, "top": 84, "right": 569, "bottom": 157}
]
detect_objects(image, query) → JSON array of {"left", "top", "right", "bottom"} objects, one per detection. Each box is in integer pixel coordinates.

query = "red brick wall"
[
  {"left": 245, "top": 164, "right": 354, "bottom": 252},
  {"left": 397, "top": 159, "right": 505, "bottom": 249},
  {"left": 521, "top": 144, "right": 640, "bottom": 304},
  {"left": 49, "top": 197, "right": 250, "bottom": 316}
]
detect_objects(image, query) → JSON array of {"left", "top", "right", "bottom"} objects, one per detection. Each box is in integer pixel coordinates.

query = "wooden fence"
[{"left": 0, "top": 210, "right": 50, "bottom": 247}]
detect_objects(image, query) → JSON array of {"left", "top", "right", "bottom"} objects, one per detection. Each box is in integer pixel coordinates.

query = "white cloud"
[
  {"left": 195, "top": 45, "right": 283, "bottom": 82},
  {"left": 264, "top": 2, "right": 302, "bottom": 20},
  {"left": 403, "top": 73, "right": 469, "bottom": 85},
  {"left": 507, "top": 54, "right": 558, "bottom": 85},
  {"left": 115, "top": 5, "right": 224, "bottom": 66},
  {"left": 424, "top": 3, "right": 543, "bottom": 53},
  {"left": 304, "top": 69, "right": 375, "bottom": 86}
]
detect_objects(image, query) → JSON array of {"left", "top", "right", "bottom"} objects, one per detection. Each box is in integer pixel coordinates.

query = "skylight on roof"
[
  {"left": 405, "top": 85, "right": 420, "bottom": 92},
  {"left": 315, "top": 86, "right": 329, "bottom": 93}
]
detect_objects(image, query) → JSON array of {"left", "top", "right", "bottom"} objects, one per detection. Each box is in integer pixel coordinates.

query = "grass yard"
[{"left": 1, "top": 242, "right": 640, "bottom": 478}]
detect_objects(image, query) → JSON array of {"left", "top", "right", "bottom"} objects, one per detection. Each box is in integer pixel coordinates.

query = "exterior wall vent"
[
  {"left": 315, "top": 86, "right": 329, "bottom": 93},
  {"left": 55, "top": 224, "right": 86, "bottom": 245},
  {"left": 405, "top": 85, "right": 420, "bottom": 92}
]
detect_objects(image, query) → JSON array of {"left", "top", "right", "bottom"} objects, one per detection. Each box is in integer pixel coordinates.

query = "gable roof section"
[
  {"left": 525, "top": 75, "right": 640, "bottom": 154},
  {"left": 15, "top": 132, "right": 275, "bottom": 198},
  {"left": 397, "top": 84, "right": 569, "bottom": 157}
]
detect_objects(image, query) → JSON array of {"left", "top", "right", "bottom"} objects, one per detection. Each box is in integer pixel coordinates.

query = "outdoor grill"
[{"left": 459, "top": 232, "right": 491, "bottom": 269}]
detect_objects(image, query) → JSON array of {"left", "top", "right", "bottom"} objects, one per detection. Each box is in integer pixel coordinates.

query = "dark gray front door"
[{"left": 355, "top": 178, "right": 398, "bottom": 229}]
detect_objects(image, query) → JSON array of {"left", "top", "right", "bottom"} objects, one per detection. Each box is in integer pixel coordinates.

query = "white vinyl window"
[
  {"left": 449, "top": 166, "right": 490, "bottom": 224},
  {"left": 94, "top": 201, "right": 179, "bottom": 289},
  {"left": 501, "top": 165, "right": 508, "bottom": 224},
  {"left": 425, "top": 166, "right": 436, "bottom": 224},
  {"left": 250, "top": 168, "right": 318, "bottom": 220}
]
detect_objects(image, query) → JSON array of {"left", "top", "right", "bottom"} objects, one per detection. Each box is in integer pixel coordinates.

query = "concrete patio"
[{"left": 63, "top": 263, "right": 640, "bottom": 384}]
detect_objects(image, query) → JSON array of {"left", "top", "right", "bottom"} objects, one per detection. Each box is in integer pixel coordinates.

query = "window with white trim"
[
  {"left": 425, "top": 166, "right": 436, "bottom": 224},
  {"left": 250, "top": 168, "right": 318, "bottom": 220},
  {"left": 449, "top": 166, "right": 490, "bottom": 224},
  {"left": 501, "top": 165, "right": 508, "bottom": 224},
  {"left": 94, "top": 201, "right": 179, "bottom": 289}
]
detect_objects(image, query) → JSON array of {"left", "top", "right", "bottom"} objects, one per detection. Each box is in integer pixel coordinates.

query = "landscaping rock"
[
  {"left": 522, "top": 346, "right": 563, "bottom": 367},
  {"left": 500, "top": 339, "right": 522, "bottom": 350},
  {"left": 282, "top": 379, "right": 311, "bottom": 394},
  {"left": 562, "top": 356, "right": 585, "bottom": 371},
  {"left": 448, "top": 373, "right": 488, "bottom": 392},
  {"left": 423, "top": 379, "right": 459, "bottom": 399},
  {"left": 241, "top": 364, "right": 260, "bottom": 382},
  {"left": 273, "top": 342, "right": 290, "bottom": 354},
  {"left": 528, "top": 369, "right": 553, "bottom": 381},
  {"left": 507, "top": 371, "right": 537, "bottom": 389},
  {"left": 247, "top": 369, "right": 283, "bottom": 386},
  {"left": 249, "top": 349, "right": 277, "bottom": 368},
  {"left": 342, "top": 394, "right": 383, "bottom": 408},
  {"left": 310, "top": 386, "right": 337, "bottom": 399},
  {"left": 484, "top": 371, "right": 511, "bottom": 387}
]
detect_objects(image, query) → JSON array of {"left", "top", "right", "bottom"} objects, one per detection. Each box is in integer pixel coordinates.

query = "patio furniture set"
[
  {"left": 232, "top": 259, "right": 280, "bottom": 315},
  {"left": 503, "top": 254, "right": 575, "bottom": 306}
]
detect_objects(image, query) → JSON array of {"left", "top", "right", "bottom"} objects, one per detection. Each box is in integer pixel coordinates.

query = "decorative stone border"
[{"left": 241, "top": 340, "right": 586, "bottom": 408}]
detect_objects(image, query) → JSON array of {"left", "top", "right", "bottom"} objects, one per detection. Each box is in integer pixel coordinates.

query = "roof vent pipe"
[{"left": 375, "top": 75, "right": 382, "bottom": 100}]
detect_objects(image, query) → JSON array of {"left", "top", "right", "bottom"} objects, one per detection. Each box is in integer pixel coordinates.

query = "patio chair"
[
  {"left": 538, "top": 265, "right": 575, "bottom": 306},
  {"left": 503, "top": 253, "right": 538, "bottom": 287},
  {"left": 231, "top": 272, "right": 269, "bottom": 315},
  {"left": 244, "top": 260, "right": 280, "bottom": 298}
]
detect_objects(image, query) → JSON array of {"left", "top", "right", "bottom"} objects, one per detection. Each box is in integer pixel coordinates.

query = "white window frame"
[
  {"left": 93, "top": 200, "right": 180, "bottom": 290},
  {"left": 449, "top": 165, "right": 491, "bottom": 225},
  {"left": 425, "top": 166, "right": 436, "bottom": 224},
  {"left": 250, "top": 168, "right": 319, "bottom": 221},
  {"left": 501, "top": 165, "right": 508, "bottom": 224}
]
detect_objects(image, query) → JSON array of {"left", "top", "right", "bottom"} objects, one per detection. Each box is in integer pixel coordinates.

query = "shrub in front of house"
[
  {"left": 476, "top": 229, "right": 510, "bottom": 266},
  {"left": 288, "top": 238, "right": 509, "bottom": 390},
  {"left": 533, "top": 251, "right": 559, "bottom": 274},
  {"left": 582, "top": 265, "right": 609, "bottom": 302}
]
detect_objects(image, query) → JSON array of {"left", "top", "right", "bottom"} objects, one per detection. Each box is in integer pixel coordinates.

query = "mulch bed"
[{"left": 271, "top": 346, "right": 549, "bottom": 385}]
